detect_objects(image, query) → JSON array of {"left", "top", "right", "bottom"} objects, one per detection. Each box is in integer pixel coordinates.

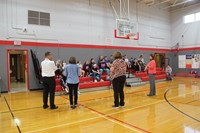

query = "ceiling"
[{"left": 141, "top": 0, "right": 200, "bottom": 11}]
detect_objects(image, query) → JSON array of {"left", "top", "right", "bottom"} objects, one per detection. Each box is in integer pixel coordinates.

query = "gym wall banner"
[{"left": 178, "top": 54, "right": 200, "bottom": 69}]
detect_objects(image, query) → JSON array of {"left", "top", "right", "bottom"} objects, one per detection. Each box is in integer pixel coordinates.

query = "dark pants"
[
  {"left": 112, "top": 76, "right": 126, "bottom": 106},
  {"left": 148, "top": 74, "right": 156, "bottom": 95},
  {"left": 67, "top": 83, "right": 79, "bottom": 105},
  {"left": 43, "top": 77, "right": 56, "bottom": 108}
]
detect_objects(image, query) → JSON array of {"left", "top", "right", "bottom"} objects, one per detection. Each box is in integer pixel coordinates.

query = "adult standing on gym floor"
[
  {"left": 41, "top": 51, "right": 58, "bottom": 110},
  {"left": 110, "top": 51, "right": 127, "bottom": 108},
  {"left": 145, "top": 54, "right": 156, "bottom": 96},
  {"left": 64, "top": 56, "right": 80, "bottom": 109}
]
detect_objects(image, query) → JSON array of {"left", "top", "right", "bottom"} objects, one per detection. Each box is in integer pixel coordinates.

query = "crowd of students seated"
[
  {"left": 56, "top": 54, "right": 146, "bottom": 79},
  {"left": 54, "top": 54, "right": 146, "bottom": 93}
]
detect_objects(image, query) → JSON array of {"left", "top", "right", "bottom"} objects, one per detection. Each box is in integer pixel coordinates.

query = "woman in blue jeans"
[
  {"left": 99, "top": 59, "right": 110, "bottom": 80},
  {"left": 64, "top": 56, "right": 80, "bottom": 109}
]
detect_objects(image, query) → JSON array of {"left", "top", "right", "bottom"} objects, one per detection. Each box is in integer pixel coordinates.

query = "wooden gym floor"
[{"left": 0, "top": 77, "right": 200, "bottom": 133}]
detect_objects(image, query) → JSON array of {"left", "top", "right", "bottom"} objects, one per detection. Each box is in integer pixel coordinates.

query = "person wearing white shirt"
[
  {"left": 41, "top": 52, "right": 58, "bottom": 110},
  {"left": 166, "top": 64, "right": 172, "bottom": 80}
]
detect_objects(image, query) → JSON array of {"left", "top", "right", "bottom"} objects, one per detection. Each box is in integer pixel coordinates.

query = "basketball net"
[{"left": 127, "top": 33, "right": 137, "bottom": 40}]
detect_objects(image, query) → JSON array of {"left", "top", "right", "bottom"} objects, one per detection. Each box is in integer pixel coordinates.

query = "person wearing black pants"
[
  {"left": 112, "top": 75, "right": 126, "bottom": 107},
  {"left": 67, "top": 84, "right": 79, "bottom": 106},
  {"left": 110, "top": 51, "right": 127, "bottom": 109},
  {"left": 43, "top": 77, "right": 56, "bottom": 109},
  {"left": 41, "top": 52, "right": 58, "bottom": 110},
  {"left": 64, "top": 56, "right": 80, "bottom": 109}
]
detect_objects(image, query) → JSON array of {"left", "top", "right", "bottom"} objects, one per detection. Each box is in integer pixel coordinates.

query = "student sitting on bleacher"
[
  {"left": 99, "top": 59, "right": 110, "bottom": 80},
  {"left": 166, "top": 64, "right": 172, "bottom": 80},
  {"left": 138, "top": 60, "right": 145, "bottom": 72},
  {"left": 83, "top": 60, "right": 90, "bottom": 77},
  {"left": 91, "top": 64, "right": 103, "bottom": 82},
  {"left": 77, "top": 61, "right": 85, "bottom": 77},
  {"left": 89, "top": 58, "right": 95, "bottom": 70},
  {"left": 55, "top": 60, "right": 69, "bottom": 94},
  {"left": 132, "top": 58, "right": 140, "bottom": 72},
  {"left": 109, "top": 55, "right": 114, "bottom": 64},
  {"left": 104, "top": 56, "right": 109, "bottom": 63}
]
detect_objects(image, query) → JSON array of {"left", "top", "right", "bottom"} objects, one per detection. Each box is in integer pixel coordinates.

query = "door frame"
[
  {"left": 154, "top": 52, "right": 166, "bottom": 70},
  {"left": 6, "top": 49, "right": 30, "bottom": 92}
]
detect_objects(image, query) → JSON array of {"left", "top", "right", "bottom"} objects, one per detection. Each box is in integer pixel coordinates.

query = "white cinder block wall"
[
  {"left": 171, "top": 3, "right": 200, "bottom": 48},
  {"left": 0, "top": 0, "right": 171, "bottom": 48}
]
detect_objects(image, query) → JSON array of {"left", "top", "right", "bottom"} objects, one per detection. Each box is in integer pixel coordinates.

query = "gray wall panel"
[{"left": 0, "top": 44, "right": 171, "bottom": 92}]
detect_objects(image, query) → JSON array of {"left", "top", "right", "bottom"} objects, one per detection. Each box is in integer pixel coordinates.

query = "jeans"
[
  {"left": 112, "top": 75, "right": 126, "bottom": 106},
  {"left": 100, "top": 68, "right": 110, "bottom": 76},
  {"left": 166, "top": 72, "right": 172, "bottom": 80},
  {"left": 148, "top": 74, "right": 156, "bottom": 95},
  {"left": 92, "top": 72, "right": 100, "bottom": 80},
  {"left": 67, "top": 83, "right": 79, "bottom": 105}
]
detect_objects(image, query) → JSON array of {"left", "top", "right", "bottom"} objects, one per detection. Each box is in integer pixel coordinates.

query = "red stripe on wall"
[
  {"left": 1, "top": 40, "right": 200, "bottom": 52},
  {"left": 0, "top": 40, "right": 171, "bottom": 52},
  {"left": 0, "top": 40, "right": 14, "bottom": 45}
]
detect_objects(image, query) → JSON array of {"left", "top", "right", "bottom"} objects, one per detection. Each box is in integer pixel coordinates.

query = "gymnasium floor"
[{"left": 0, "top": 77, "right": 200, "bottom": 133}]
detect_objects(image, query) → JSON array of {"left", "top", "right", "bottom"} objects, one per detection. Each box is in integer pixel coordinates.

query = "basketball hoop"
[
  {"left": 114, "top": 19, "right": 139, "bottom": 40},
  {"left": 126, "top": 32, "right": 139, "bottom": 40}
]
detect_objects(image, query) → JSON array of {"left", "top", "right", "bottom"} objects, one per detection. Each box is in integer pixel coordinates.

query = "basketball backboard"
[{"left": 114, "top": 19, "right": 139, "bottom": 40}]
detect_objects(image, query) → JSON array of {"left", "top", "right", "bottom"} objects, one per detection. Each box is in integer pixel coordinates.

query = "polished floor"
[
  {"left": 0, "top": 77, "right": 200, "bottom": 133},
  {"left": 10, "top": 82, "right": 27, "bottom": 92}
]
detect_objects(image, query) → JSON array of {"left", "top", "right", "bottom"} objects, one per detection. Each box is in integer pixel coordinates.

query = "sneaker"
[
  {"left": 106, "top": 76, "right": 110, "bottom": 81},
  {"left": 70, "top": 105, "right": 74, "bottom": 109},
  {"left": 94, "top": 80, "right": 97, "bottom": 82},
  {"left": 119, "top": 105, "right": 125, "bottom": 108},
  {"left": 100, "top": 79, "right": 104, "bottom": 82},
  {"left": 74, "top": 105, "right": 78, "bottom": 109},
  {"left": 112, "top": 105, "right": 119, "bottom": 109}
]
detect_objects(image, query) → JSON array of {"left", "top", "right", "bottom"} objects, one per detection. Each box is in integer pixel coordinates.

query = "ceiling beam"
[
  {"left": 151, "top": 0, "right": 171, "bottom": 6},
  {"left": 162, "top": 0, "right": 193, "bottom": 9}
]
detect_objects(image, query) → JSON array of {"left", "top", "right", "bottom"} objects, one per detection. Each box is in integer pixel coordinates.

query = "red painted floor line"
[{"left": 80, "top": 104, "right": 151, "bottom": 133}]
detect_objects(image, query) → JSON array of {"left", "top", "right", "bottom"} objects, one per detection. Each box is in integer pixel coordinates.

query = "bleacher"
[
  {"left": 135, "top": 68, "right": 167, "bottom": 81},
  {"left": 55, "top": 68, "right": 171, "bottom": 92},
  {"left": 55, "top": 72, "right": 111, "bottom": 92}
]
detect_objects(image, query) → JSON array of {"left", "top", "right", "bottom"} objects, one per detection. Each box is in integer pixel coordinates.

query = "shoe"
[
  {"left": 119, "top": 105, "right": 125, "bottom": 108},
  {"left": 78, "top": 91, "right": 81, "bottom": 95},
  {"left": 112, "top": 105, "right": 119, "bottom": 109},
  {"left": 50, "top": 106, "right": 58, "bottom": 110},
  {"left": 106, "top": 76, "right": 110, "bottom": 81},
  {"left": 74, "top": 105, "right": 77, "bottom": 109},
  {"left": 70, "top": 105, "right": 74, "bottom": 109},
  {"left": 100, "top": 79, "right": 104, "bottom": 82},
  {"left": 147, "top": 94, "right": 153, "bottom": 96},
  {"left": 94, "top": 80, "right": 97, "bottom": 82},
  {"left": 43, "top": 105, "right": 49, "bottom": 109}
]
